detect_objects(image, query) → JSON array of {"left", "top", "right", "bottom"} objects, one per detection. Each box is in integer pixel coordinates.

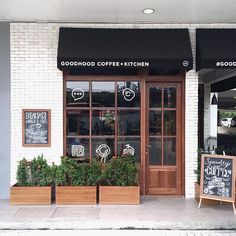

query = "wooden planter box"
[
  {"left": 10, "top": 185, "right": 52, "bottom": 205},
  {"left": 99, "top": 186, "right": 140, "bottom": 205},
  {"left": 56, "top": 186, "right": 97, "bottom": 205}
]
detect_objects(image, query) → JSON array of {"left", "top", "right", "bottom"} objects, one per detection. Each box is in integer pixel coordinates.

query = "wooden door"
[{"left": 145, "top": 83, "right": 183, "bottom": 196}]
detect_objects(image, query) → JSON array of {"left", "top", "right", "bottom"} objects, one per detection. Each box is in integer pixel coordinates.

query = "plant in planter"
[
  {"left": 10, "top": 155, "right": 53, "bottom": 205},
  {"left": 99, "top": 154, "right": 140, "bottom": 205},
  {"left": 55, "top": 157, "right": 101, "bottom": 205}
]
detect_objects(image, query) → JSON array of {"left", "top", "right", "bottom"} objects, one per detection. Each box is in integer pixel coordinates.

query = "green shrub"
[
  {"left": 16, "top": 158, "right": 30, "bottom": 186},
  {"left": 55, "top": 157, "right": 101, "bottom": 186},
  {"left": 16, "top": 155, "right": 53, "bottom": 187},
  {"left": 100, "top": 154, "right": 138, "bottom": 186},
  {"left": 87, "top": 159, "right": 102, "bottom": 186}
]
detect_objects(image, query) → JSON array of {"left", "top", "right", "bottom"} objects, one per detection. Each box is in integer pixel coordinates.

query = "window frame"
[{"left": 64, "top": 76, "right": 142, "bottom": 162}]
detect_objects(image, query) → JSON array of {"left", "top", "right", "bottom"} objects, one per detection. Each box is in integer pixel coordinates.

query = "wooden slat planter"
[
  {"left": 10, "top": 185, "right": 52, "bottom": 205},
  {"left": 99, "top": 186, "right": 140, "bottom": 205},
  {"left": 56, "top": 186, "right": 97, "bottom": 205}
]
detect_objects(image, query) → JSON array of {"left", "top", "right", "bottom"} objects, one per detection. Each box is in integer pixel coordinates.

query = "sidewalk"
[{"left": 0, "top": 197, "right": 235, "bottom": 230}]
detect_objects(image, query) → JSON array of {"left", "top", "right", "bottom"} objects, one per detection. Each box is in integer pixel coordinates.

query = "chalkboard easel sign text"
[
  {"left": 22, "top": 109, "right": 51, "bottom": 147},
  {"left": 199, "top": 154, "right": 236, "bottom": 214}
]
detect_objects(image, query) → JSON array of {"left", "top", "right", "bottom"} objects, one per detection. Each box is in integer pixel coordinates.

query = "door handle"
[{"left": 146, "top": 145, "right": 151, "bottom": 148}]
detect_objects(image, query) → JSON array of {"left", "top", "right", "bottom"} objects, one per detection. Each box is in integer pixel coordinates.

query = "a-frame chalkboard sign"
[{"left": 198, "top": 154, "right": 236, "bottom": 214}]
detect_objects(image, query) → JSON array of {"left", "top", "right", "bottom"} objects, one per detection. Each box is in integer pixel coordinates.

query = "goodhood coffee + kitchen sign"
[{"left": 60, "top": 61, "right": 150, "bottom": 68}]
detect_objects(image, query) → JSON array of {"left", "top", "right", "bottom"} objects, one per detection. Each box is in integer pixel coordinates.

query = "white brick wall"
[
  {"left": 10, "top": 22, "right": 236, "bottom": 196},
  {"left": 10, "top": 23, "right": 63, "bottom": 185}
]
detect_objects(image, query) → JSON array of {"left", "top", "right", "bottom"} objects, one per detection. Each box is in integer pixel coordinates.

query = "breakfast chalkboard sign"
[
  {"left": 22, "top": 109, "right": 51, "bottom": 147},
  {"left": 198, "top": 154, "right": 236, "bottom": 214}
]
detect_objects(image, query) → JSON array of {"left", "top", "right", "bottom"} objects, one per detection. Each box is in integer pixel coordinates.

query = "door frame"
[{"left": 140, "top": 73, "right": 185, "bottom": 196}]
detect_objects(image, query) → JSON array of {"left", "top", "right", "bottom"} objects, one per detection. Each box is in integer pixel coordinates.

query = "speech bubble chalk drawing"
[
  {"left": 122, "top": 88, "right": 135, "bottom": 102},
  {"left": 71, "top": 88, "right": 85, "bottom": 101},
  {"left": 72, "top": 145, "right": 85, "bottom": 157},
  {"left": 123, "top": 144, "right": 135, "bottom": 156},
  {"left": 96, "top": 144, "right": 110, "bottom": 158}
]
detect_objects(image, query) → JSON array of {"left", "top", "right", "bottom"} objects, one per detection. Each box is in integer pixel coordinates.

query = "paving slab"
[{"left": 53, "top": 206, "right": 100, "bottom": 219}]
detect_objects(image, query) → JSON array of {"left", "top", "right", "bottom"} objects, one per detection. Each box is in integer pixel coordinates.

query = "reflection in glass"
[
  {"left": 118, "top": 110, "right": 140, "bottom": 135},
  {"left": 117, "top": 138, "right": 140, "bottom": 162},
  {"left": 66, "top": 138, "right": 90, "bottom": 161},
  {"left": 164, "top": 111, "right": 176, "bottom": 136},
  {"left": 92, "top": 138, "right": 115, "bottom": 162},
  {"left": 149, "top": 138, "right": 162, "bottom": 165},
  {"left": 92, "top": 110, "right": 115, "bottom": 135},
  {"left": 117, "top": 81, "right": 140, "bottom": 107},
  {"left": 164, "top": 138, "right": 176, "bottom": 165},
  {"left": 149, "top": 87, "right": 162, "bottom": 108},
  {"left": 66, "top": 82, "right": 89, "bottom": 107},
  {"left": 67, "top": 111, "right": 89, "bottom": 136},
  {"left": 92, "top": 82, "right": 115, "bottom": 107},
  {"left": 149, "top": 111, "right": 162, "bottom": 135},
  {"left": 164, "top": 87, "right": 176, "bottom": 108}
]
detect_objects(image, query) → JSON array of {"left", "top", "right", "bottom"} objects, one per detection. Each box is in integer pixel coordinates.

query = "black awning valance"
[
  {"left": 196, "top": 29, "right": 236, "bottom": 71},
  {"left": 57, "top": 28, "right": 193, "bottom": 71},
  {"left": 211, "top": 76, "right": 236, "bottom": 92}
]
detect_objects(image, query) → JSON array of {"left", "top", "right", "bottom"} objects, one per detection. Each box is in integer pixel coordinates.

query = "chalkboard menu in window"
[
  {"left": 22, "top": 109, "right": 51, "bottom": 147},
  {"left": 200, "top": 154, "right": 236, "bottom": 202}
]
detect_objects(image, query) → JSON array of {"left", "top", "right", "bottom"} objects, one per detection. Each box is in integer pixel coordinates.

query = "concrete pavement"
[
  {"left": 1, "top": 230, "right": 236, "bottom": 236},
  {"left": 0, "top": 197, "right": 235, "bottom": 231}
]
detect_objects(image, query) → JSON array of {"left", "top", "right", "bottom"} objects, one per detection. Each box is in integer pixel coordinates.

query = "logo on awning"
[
  {"left": 216, "top": 61, "right": 236, "bottom": 67},
  {"left": 60, "top": 61, "right": 150, "bottom": 68}
]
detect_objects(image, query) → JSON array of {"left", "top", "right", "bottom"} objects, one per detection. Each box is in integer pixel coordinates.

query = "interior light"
[{"left": 143, "top": 8, "right": 155, "bottom": 14}]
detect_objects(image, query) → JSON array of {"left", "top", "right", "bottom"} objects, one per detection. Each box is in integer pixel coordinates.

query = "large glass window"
[
  {"left": 92, "top": 82, "right": 115, "bottom": 107},
  {"left": 65, "top": 80, "right": 141, "bottom": 162},
  {"left": 148, "top": 86, "right": 177, "bottom": 166}
]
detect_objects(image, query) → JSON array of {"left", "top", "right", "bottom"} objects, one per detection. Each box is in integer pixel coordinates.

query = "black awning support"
[
  {"left": 57, "top": 28, "right": 193, "bottom": 71},
  {"left": 196, "top": 29, "right": 236, "bottom": 71}
]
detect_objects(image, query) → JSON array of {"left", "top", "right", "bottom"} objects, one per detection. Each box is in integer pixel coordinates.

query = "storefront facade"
[
  {"left": 0, "top": 22, "right": 226, "bottom": 199},
  {"left": 58, "top": 28, "right": 192, "bottom": 196},
  {"left": 7, "top": 23, "right": 199, "bottom": 198}
]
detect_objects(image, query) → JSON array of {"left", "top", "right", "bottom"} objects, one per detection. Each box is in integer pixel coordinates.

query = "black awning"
[
  {"left": 211, "top": 76, "right": 236, "bottom": 92},
  {"left": 57, "top": 28, "right": 193, "bottom": 71},
  {"left": 196, "top": 29, "right": 236, "bottom": 71}
]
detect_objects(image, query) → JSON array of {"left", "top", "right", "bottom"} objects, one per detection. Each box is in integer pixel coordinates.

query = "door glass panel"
[
  {"left": 149, "top": 111, "right": 162, "bottom": 135},
  {"left": 92, "top": 82, "right": 115, "bottom": 107},
  {"left": 67, "top": 111, "right": 89, "bottom": 136},
  {"left": 92, "top": 138, "right": 115, "bottom": 162},
  {"left": 149, "top": 138, "right": 162, "bottom": 165},
  {"left": 117, "top": 110, "right": 140, "bottom": 135},
  {"left": 117, "top": 138, "right": 140, "bottom": 162},
  {"left": 149, "top": 87, "right": 162, "bottom": 108},
  {"left": 117, "top": 81, "right": 140, "bottom": 107},
  {"left": 92, "top": 110, "right": 115, "bottom": 135},
  {"left": 164, "top": 111, "right": 176, "bottom": 136},
  {"left": 164, "top": 87, "right": 176, "bottom": 108},
  {"left": 164, "top": 138, "right": 176, "bottom": 165},
  {"left": 66, "top": 138, "right": 90, "bottom": 161},
  {"left": 66, "top": 81, "right": 89, "bottom": 107}
]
